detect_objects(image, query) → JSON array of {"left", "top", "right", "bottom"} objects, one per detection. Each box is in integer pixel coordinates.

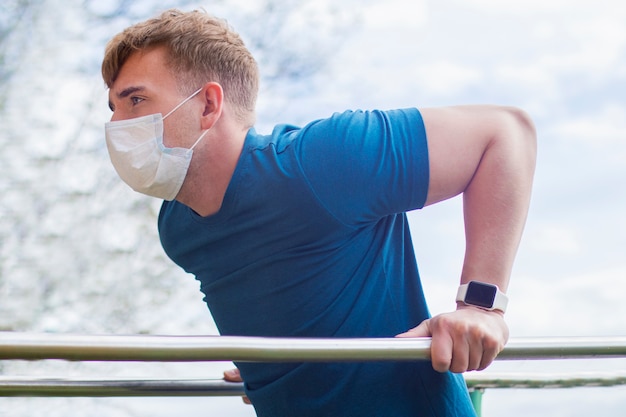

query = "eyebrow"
[{"left": 108, "top": 86, "right": 146, "bottom": 111}]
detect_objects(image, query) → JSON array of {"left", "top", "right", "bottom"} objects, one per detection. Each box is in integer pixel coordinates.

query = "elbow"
[
  {"left": 501, "top": 106, "right": 538, "bottom": 170},
  {"left": 508, "top": 106, "right": 537, "bottom": 145}
]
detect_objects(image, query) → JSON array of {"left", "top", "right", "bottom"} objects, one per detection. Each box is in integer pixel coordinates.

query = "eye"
[{"left": 130, "top": 96, "right": 144, "bottom": 106}]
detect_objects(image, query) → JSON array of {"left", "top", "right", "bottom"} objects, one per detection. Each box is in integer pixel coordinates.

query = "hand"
[
  {"left": 223, "top": 368, "right": 251, "bottom": 405},
  {"left": 396, "top": 306, "right": 509, "bottom": 373}
]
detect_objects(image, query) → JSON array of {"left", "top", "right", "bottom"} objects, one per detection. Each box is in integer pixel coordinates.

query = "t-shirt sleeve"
[{"left": 297, "top": 108, "right": 429, "bottom": 227}]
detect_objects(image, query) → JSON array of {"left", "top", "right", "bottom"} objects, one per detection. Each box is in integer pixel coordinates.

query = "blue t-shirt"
[{"left": 158, "top": 109, "right": 475, "bottom": 416}]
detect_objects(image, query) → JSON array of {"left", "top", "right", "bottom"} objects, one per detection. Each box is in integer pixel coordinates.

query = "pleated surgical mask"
[{"left": 104, "top": 87, "right": 208, "bottom": 200}]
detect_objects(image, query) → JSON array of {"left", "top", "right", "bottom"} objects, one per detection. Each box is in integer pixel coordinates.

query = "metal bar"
[
  {"left": 466, "top": 372, "right": 626, "bottom": 389},
  {"left": 1, "top": 373, "right": 626, "bottom": 397},
  {"left": 0, "top": 378, "right": 243, "bottom": 397},
  {"left": 496, "top": 337, "right": 626, "bottom": 360},
  {"left": 1, "top": 333, "right": 626, "bottom": 362},
  {"left": 469, "top": 389, "right": 483, "bottom": 417}
]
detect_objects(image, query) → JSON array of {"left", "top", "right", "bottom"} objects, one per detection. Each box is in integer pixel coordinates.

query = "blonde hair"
[{"left": 102, "top": 9, "right": 259, "bottom": 126}]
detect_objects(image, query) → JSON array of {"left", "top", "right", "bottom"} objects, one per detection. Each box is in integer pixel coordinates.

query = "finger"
[
  {"left": 456, "top": 323, "right": 504, "bottom": 372},
  {"left": 465, "top": 332, "right": 484, "bottom": 372},
  {"left": 223, "top": 368, "right": 243, "bottom": 382},
  {"left": 477, "top": 335, "right": 504, "bottom": 371},
  {"left": 429, "top": 319, "right": 455, "bottom": 373},
  {"left": 223, "top": 368, "right": 252, "bottom": 405},
  {"left": 446, "top": 329, "right": 469, "bottom": 374}
]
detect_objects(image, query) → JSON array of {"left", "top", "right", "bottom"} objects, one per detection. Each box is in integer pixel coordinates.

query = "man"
[{"left": 102, "top": 9, "right": 536, "bottom": 417}]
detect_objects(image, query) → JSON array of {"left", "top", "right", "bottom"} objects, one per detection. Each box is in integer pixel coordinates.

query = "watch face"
[{"left": 465, "top": 281, "right": 497, "bottom": 309}]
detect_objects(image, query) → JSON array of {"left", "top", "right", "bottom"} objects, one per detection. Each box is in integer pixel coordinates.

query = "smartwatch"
[{"left": 456, "top": 281, "right": 508, "bottom": 313}]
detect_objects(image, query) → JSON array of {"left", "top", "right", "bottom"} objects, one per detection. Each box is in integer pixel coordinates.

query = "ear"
[{"left": 199, "top": 82, "right": 224, "bottom": 130}]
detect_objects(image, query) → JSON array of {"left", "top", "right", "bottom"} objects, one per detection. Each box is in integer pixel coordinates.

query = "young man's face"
[{"left": 107, "top": 45, "right": 203, "bottom": 149}]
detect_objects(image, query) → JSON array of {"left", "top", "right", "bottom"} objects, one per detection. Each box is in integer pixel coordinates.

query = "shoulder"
[
  {"left": 265, "top": 108, "right": 424, "bottom": 156},
  {"left": 304, "top": 108, "right": 423, "bottom": 133}
]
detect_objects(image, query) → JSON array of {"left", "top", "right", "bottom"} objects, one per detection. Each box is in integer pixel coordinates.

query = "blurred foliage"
[
  {"left": 0, "top": 0, "right": 44, "bottom": 108},
  {"left": 0, "top": 0, "right": 354, "bottom": 335}
]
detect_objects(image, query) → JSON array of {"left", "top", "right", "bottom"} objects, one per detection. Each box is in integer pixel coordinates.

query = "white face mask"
[{"left": 104, "top": 87, "right": 209, "bottom": 201}]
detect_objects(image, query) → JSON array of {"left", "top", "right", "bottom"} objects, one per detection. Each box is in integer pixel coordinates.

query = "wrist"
[
  {"left": 456, "top": 281, "right": 508, "bottom": 313},
  {"left": 456, "top": 302, "right": 506, "bottom": 317}
]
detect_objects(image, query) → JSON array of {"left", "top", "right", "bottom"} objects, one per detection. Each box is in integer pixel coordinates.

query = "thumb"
[{"left": 395, "top": 319, "right": 432, "bottom": 338}]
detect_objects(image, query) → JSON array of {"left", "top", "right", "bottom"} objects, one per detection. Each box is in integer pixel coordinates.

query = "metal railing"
[
  {"left": 2, "top": 333, "right": 626, "bottom": 362},
  {"left": 1, "top": 332, "right": 626, "bottom": 416},
  {"left": 2, "top": 373, "right": 626, "bottom": 396}
]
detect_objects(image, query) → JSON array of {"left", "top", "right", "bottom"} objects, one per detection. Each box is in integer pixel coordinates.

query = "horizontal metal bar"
[
  {"left": 1, "top": 373, "right": 626, "bottom": 397},
  {"left": 496, "top": 337, "right": 626, "bottom": 360},
  {"left": 0, "top": 378, "right": 243, "bottom": 397},
  {"left": 1, "top": 332, "right": 626, "bottom": 362},
  {"left": 466, "top": 373, "right": 626, "bottom": 390}
]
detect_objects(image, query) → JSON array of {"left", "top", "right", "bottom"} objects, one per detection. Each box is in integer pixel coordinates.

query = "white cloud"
[
  {"left": 509, "top": 266, "right": 626, "bottom": 337},
  {"left": 549, "top": 19, "right": 626, "bottom": 76},
  {"left": 490, "top": 12, "right": 626, "bottom": 101},
  {"left": 494, "top": 64, "right": 559, "bottom": 97},
  {"left": 413, "top": 61, "right": 484, "bottom": 96},
  {"left": 549, "top": 104, "right": 626, "bottom": 148},
  {"left": 527, "top": 225, "right": 582, "bottom": 256},
  {"left": 458, "top": 0, "right": 625, "bottom": 16},
  {"left": 361, "top": 0, "right": 429, "bottom": 29}
]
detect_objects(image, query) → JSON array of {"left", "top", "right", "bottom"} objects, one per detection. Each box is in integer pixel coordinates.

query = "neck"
[{"left": 175, "top": 125, "right": 248, "bottom": 217}]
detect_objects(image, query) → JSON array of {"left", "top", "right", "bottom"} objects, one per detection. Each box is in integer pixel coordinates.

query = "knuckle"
[
  {"left": 432, "top": 359, "right": 450, "bottom": 373},
  {"left": 436, "top": 314, "right": 469, "bottom": 335},
  {"left": 482, "top": 336, "right": 502, "bottom": 352}
]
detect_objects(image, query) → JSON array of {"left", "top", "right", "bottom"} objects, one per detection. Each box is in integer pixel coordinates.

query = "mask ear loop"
[
  {"left": 162, "top": 86, "right": 209, "bottom": 151},
  {"left": 163, "top": 87, "right": 204, "bottom": 120},
  {"left": 189, "top": 128, "right": 210, "bottom": 151}
]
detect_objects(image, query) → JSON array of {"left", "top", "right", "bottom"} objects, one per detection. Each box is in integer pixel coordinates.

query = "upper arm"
[{"left": 420, "top": 105, "right": 537, "bottom": 206}]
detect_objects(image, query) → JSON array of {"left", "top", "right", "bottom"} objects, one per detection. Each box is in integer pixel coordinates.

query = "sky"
[{"left": 1, "top": 0, "right": 625, "bottom": 416}]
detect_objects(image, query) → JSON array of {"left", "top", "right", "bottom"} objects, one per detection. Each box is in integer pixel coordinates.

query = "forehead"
[{"left": 109, "top": 46, "right": 179, "bottom": 99}]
